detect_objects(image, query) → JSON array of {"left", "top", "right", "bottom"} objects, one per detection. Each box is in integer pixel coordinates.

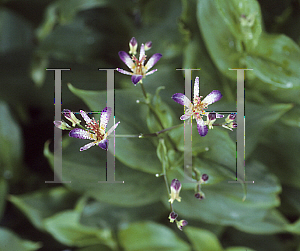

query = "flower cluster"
[
  {"left": 168, "top": 179, "right": 188, "bottom": 231},
  {"left": 54, "top": 107, "right": 120, "bottom": 151},
  {"left": 116, "top": 37, "right": 162, "bottom": 85},
  {"left": 172, "top": 77, "right": 237, "bottom": 136}
]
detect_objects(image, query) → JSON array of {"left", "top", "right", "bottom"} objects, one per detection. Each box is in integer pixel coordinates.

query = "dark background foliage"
[{"left": 0, "top": 0, "right": 300, "bottom": 250}]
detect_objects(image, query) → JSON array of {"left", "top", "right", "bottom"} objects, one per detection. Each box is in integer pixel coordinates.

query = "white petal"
[
  {"left": 106, "top": 121, "right": 120, "bottom": 136},
  {"left": 194, "top": 77, "right": 199, "bottom": 100},
  {"left": 80, "top": 110, "right": 92, "bottom": 124}
]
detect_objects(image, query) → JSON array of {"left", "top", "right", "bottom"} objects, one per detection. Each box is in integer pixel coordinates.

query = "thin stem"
[
  {"left": 140, "top": 82, "right": 148, "bottom": 99},
  {"left": 139, "top": 123, "right": 183, "bottom": 138}
]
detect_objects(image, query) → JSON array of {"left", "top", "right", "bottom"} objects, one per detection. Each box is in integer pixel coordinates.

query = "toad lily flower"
[
  {"left": 69, "top": 107, "right": 120, "bottom": 151},
  {"left": 116, "top": 37, "right": 162, "bottom": 85},
  {"left": 172, "top": 77, "right": 223, "bottom": 137}
]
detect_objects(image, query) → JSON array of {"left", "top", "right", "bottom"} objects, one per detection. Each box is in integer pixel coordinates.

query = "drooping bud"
[
  {"left": 176, "top": 220, "right": 188, "bottom": 231},
  {"left": 201, "top": 173, "right": 209, "bottom": 182},
  {"left": 168, "top": 211, "right": 178, "bottom": 223},
  {"left": 225, "top": 113, "right": 237, "bottom": 123},
  {"left": 169, "top": 179, "right": 182, "bottom": 204},
  {"left": 129, "top": 37, "right": 138, "bottom": 55},
  {"left": 194, "top": 192, "right": 205, "bottom": 200}
]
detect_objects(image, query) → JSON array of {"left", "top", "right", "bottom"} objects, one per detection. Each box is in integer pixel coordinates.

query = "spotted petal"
[
  {"left": 139, "top": 44, "right": 145, "bottom": 62},
  {"left": 180, "top": 114, "right": 192, "bottom": 120},
  {"left": 80, "top": 110, "right": 92, "bottom": 124},
  {"left": 131, "top": 75, "right": 143, "bottom": 85},
  {"left": 116, "top": 68, "right": 133, "bottom": 76},
  {"left": 172, "top": 93, "right": 192, "bottom": 107},
  {"left": 69, "top": 128, "right": 93, "bottom": 140},
  {"left": 196, "top": 118, "right": 208, "bottom": 137},
  {"left": 106, "top": 121, "right": 120, "bottom": 136},
  {"left": 202, "top": 90, "right": 223, "bottom": 105},
  {"left": 194, "top": 77, "right": 199, "bottom": 100},
  {"left": 100, "top": 107, "right": 112, "bottom": 131},
  {"left": 118, "top": 51, "right": 135, "bottom": 71},
  {"left": 98, "top": 139, "right": 108, "bottom": 150},
  {"left": 80, "top": 142, "right": 97, "bottom": 151},
  {"left": 145, "top": 53, "right": 162, "bottom": 71}
]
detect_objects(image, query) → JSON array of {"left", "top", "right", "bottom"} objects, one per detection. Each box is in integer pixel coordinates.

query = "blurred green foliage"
[{"left": 1, "top": 0, "right": 300, "bottom": 250}]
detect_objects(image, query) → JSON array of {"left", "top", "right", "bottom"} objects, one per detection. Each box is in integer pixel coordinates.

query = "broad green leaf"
[
  {"left": 68, "top": 84, "right": 162, "bottom": 174},
  {"left": 0, "top": 178, "right": 7, "bottom": 220},
  {"left": 215, "top": 0, "right": 262, "bottom": 50},
  {"left": 44, "top": 139, "right": 165, "bottom": 207},
  {"left": 184, "top": 226, "right": 223, "bottom": 251},
  {"left": 8, "top": 186, "right": 78, "bottom": 230},
  {"left": 44, "top": 210, "right": 117, "bottom": 249},
  {"left": 0, "top": 227, "right": 42, "bottom": 251},
  {"left": 118, "top": 222, "right": 191, "bottom": 251},
  {"left": 245, "top": 33, "right": 300, "bottom": 89},
  {"left": 0, "top": 100, "right": 23, "bottom": 182},
  {"left": 197, "top": 0, "right": 243, "bottom": 80},
  {"left": 80, "top": 200, "right": 166, "bottom": 230},
  {"left": 245, "top": 102, "right": 293, "bottom": 159},
  {"left": 168, "top": 161, "right": 283, "bottom": 234},
  {"left": 255, "top": 122, "right": 300, "bottom": 189}
]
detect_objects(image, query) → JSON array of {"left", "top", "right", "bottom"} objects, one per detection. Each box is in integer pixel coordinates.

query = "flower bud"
[
  {"left": 129, "top": 37, "right": 138, "bottom": 55},
  {"left": 201, "top": 173, "right": 209, "bottom": 182},
  {"left": 225, "top": 113, "right": 236, "bottom": 123},
  {"left": 145, "top": 41, "right": 152, "bottom": 51},
  {"left": 194, "top": 192, "right": 205, "bottom": 200},
  {"left": 176, "top": 220, "right": 188, "bottom": 231},
  {"left": 54, "top": 121, "right": 71, "bottom": 130},
  {"left": 63, "top": 109, "right": 81, "bottom": 127},
  {"left": 168, "top": 211, "right": 178, "bottom": 223},
  {"left": 169, "top": 179, "right": 182, "bottom": 204}
]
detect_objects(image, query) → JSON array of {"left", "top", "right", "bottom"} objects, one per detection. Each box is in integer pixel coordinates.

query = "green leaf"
[
  {"left": 8, "top": 187, "right": 78, "bottom": 230},
  {"left": 80, "top": 200, "right": 166, "bottom": 230},
  {"left": 0, "top": 100, "right": 23, "bottom": 182},
  {"left": 44, "top": 210, "right": 117, "bottom": 249},
  {"left": 184, "top": 226, "right": 223, "bottom": 251},
  {"left": 215, "top": 0, "right": 262, "bottom": 50},
  {"left": 68, "top": 84, "right": 162, "bottom": 174},
  {"left": 255, "top": 122, "right": 300, "bottom": 189},
  {"left": 0, "top": 227, "right": 42, "bottom": 251},
  {"left": 197, "top": 0, "right": 242, "bottom": 79},
  {"left": 44, "top": 139, "right": 165, "bottom": 207},
  {"left": 225, "top": 248, "right": 255, "bottom": 251},
  {"left": 245, "top": 33, "right": 300, "bottom": 89},
  {"left": 170, "top": 161, "right": 283, "bottom": 234},
  {"left": 245, "top": 102, "right": 293, "bottom": 159},
  {"left": 146, "top": 87, "right": 176, "bottom": 133},
  {"left": 118, "top": 222, "right": 191, "bottom": 251}
]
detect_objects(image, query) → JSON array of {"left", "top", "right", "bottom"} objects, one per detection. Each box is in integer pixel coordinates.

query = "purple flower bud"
[
  {"left": 232, "top": 122, "right": 237, "bottom": 128},
  {"left": 208, "top": 113, "right": 216, "bottom": 120},
  {"left": 62, "top": 109, "right": 81, "bottom": 127},
  {"left": 130, "top": 37, "right": 137, "bottom": 47},
  {"left": 129, "top": 37, "right": 138, "bottom": 55},
  {"left": 145, "top": 41, "right": 152, "bottom": 51},
  {"left": 195, "top": 193, "right": 204, "bottom": 200},
  {"left": 201, "top": 173, "right": 209, "bottom": 181},
  {"left": 176, "top": 220, "right": 188, "bottom": 231},
  {"left": 169, "top": 179, "right": 182, "bottom": 204},
  {"left": 168, "top": 211, "right": 178, "bottom": 223},
  {"left": 171, "top": 179, "right": 181, "bottom": 191},
  {"left": 229, "top": 113, "right": 237, "bottom": 120}
]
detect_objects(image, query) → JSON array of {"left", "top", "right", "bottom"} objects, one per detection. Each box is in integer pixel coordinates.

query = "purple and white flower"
[
  {"left": 172, "top": 77, "right": 223, "bottom": 137},
  {"left": 69, "top": 107, "right": 120, "bottom": 151},
  {"left": 116, "top": 37, "right": 162, "bottom": 85}
]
